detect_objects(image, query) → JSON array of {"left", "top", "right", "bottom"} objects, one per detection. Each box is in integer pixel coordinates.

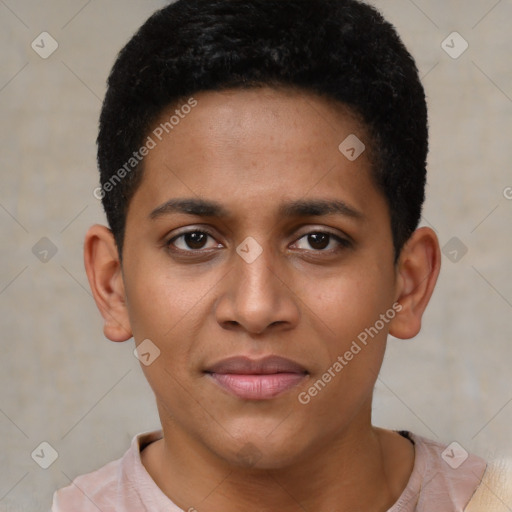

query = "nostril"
[{"left": 221, "top": 320, "right": 240, "bottom": 330}]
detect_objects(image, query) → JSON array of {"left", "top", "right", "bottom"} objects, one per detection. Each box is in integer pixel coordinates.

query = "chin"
[{"left": 217, "top": 428, "right": 313, "bottom": 471}]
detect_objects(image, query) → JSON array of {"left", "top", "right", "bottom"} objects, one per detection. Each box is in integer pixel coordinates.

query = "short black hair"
[{"left": 97, "top": 0, "right": 428, "bottom": 259}]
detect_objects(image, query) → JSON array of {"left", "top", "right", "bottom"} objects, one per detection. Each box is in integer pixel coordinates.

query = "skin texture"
[{"left": 84, "top": 86, "right": 441, "bottom": 511}]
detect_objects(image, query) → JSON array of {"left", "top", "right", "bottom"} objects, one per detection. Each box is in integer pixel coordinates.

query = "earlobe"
[
  {"left": 83, "top": 224, "right": 132, "bottom": 342},
  {"left": 389, "top": 227, "right": 441, "bottom": 340}
]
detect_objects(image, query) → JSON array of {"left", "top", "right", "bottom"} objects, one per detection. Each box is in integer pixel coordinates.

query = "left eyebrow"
[
  {"left": 278, "top": 199, "right": 364, "bottom": 220},
  {"left": 149, "top": 197, "right": 364, "bottom": 221}
]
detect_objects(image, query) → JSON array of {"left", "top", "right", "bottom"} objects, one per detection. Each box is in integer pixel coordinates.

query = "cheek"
[
  {"left": 298, "top": 276, "right": 390, "bottom": 419},
  {"left": 124, "top": 255, "right": 208, "bottom": 340},
  {"left": 125, "top": 270, "right": 208, "bottom": 411},
  {"left": 304, "top": 270, "right": 392, "bottom": 346},
  {"left": 123, "top": 256, "right": 215, "bottom": 382}
]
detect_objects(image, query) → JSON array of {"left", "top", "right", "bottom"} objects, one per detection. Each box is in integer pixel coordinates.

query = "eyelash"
[{"left": 165, "top": 228, "right": 351, "bottom": 255}]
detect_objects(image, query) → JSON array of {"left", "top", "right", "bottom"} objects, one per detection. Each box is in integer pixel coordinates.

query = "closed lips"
[
  {"left": 205, "top": 356, "right": 308, "bottom": 400},
  {"left": 205, "top": 355, "right": 308, "bottom": 375}
]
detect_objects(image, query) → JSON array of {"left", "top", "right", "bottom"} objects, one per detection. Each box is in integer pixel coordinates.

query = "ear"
[
  {"left": 389, "top": 227, "right": 441, "bottom": 340},
  {"left": 83, "top": 224, "right": 132, "bottom": 342}
]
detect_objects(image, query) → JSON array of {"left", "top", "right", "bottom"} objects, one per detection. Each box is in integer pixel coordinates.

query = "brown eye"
[
  {"left": 183, "top": 232, "right": 208, "bottom": 249},
  {"left": 167, "top": 230, "right": 219, "bottom": 252},
  {"left": 294, "top": 231, "right": 350, "bottom": 252},
  {"left": 307, "top": 233, "right": 330, "bottom": 250}
]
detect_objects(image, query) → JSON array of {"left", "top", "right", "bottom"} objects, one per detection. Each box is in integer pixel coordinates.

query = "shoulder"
[
  {"left": 415, "top": 433, "right": 487, "bottom": 494},
  {"left": 51, "top": 430, "right": 164, "bottom": 512},
  {"left": 390, "top": 431, "right": 488, "bottom": 511},
  {"left": 51, "top": 457, "right": 121, "bottom": 511},
  {"left": 408, "top": 434, "right": 512, "bottom": 511},
  {"left": 465, "top": 458, "right": 512, "bottom": 512}
]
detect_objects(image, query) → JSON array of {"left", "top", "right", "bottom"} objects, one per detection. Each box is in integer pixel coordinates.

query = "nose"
[{"left": 214, "top": 241, "right": 300, "bottom": 335}]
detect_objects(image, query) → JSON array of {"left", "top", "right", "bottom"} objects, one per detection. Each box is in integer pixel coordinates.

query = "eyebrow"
[
  {"left": 150, "top": 198, "right": 230, "bottom": 219},
  {"left": 279, "top": 199, "right": 363, "bottom": 219},
  {"left": 149, "top": 198, "right": 363, "bottom": 220}
]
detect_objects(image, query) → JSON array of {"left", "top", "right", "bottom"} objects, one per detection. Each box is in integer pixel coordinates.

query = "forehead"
[{"left": 128, "top": 86, "right": 386, "bottom": 223}]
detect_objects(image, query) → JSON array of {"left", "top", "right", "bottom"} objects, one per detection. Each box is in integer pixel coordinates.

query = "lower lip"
[{"left": 209, "top": 373, "right": 307, "bottom": 400}]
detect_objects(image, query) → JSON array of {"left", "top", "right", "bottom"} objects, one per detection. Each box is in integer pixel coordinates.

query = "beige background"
[{"left": 1, "top": 0, "right": 511, "bottom": 510}]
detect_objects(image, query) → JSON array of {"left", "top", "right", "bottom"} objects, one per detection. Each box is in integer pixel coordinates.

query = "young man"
[{"left": 52, "top": 0, "right": 511, "bottom": 510}]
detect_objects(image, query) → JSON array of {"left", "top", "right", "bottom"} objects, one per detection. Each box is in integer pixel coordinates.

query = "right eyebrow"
[{"left": 149, "top": 198, "right": 229, "bottom": 220}]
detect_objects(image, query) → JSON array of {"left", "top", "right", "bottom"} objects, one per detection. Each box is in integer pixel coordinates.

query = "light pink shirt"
[{"left": 52, "top": 430, "right": 487, "bottom": 511}]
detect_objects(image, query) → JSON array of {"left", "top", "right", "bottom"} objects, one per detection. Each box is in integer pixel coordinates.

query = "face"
[{"left": 121, "top": 87, "right": 400, "bottom": 468}]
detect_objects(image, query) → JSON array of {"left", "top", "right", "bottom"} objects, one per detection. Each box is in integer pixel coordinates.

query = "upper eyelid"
[
  {"left": 169, "top": 223, "right": 348, "bottom": 237},
  {"left": 167, "top": 228, "right": 219, "bottom": 248},
  {"left": 167, "top": 227, "right": 350, "bottom": 249},
  {"left": 168, "top": 227, "right": 217, "bottom": 243}
]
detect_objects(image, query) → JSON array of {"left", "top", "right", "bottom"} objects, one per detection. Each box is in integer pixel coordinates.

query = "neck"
[{"left": 141, "top": 405, "right": 414, "bottom": 512}]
